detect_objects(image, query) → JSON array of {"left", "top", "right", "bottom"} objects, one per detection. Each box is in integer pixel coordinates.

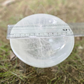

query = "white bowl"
[{"left": 10, "top": 14, "right": 74, "bottom": 68}]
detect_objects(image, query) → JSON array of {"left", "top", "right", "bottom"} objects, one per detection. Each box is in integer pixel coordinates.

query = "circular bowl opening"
[{"left": 10, "top": 14, "right": 74, "bottom": 68}]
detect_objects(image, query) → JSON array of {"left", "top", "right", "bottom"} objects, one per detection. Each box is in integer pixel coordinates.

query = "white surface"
[{"left": 10, "top": 14, "right": 74, "bottom": 68}]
